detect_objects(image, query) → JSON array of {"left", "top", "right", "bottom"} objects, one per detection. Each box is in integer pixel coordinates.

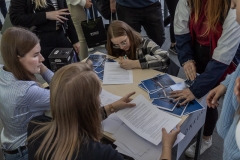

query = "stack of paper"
[
  {"left": 86, "top": 54, "right": 116, "bottom": 81},
  {"left": 103, "top": 62, "right": 133, "bottom": 84},
  {"left": 138, "top": 74, "right": 204, "bottom": 117},
  {"left": 100, "top": 90, "right": 185, "bottom": 159}
]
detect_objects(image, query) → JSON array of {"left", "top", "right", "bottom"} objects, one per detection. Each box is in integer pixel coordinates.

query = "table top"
[{"left": 92, "top": 52, "right": 188, "bottom": 141}]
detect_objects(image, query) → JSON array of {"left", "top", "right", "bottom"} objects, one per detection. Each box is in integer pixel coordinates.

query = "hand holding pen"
[{"left": 119, "top": 55, "right": 141, "bottom": 70}]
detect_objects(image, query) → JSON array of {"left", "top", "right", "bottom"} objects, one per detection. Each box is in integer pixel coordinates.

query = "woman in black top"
[{"left": 9, "top": 0, "right": 80, "bottom": 69}]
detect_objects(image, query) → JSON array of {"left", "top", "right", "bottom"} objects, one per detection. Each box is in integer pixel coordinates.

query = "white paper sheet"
[
  {"left": 100, "top": 89, "right": 121, "bottom": 106},
  {"left": 115, "top": 131, "right": 185, "bottom": 160},
  {"left": 103, "top": 62, "right": 133, "bottom": 84},
  {"left": 115, "top": 95, "right": 181, "bottom": 145},
  {"left": 170, "top": 81, "right": 187, "bottom": 91},
  {"left": 102, "top": 115, "right": 123, "bottom": 134},
  {"left": 113, "top": 124, "right": 153, "bottom": 155}
]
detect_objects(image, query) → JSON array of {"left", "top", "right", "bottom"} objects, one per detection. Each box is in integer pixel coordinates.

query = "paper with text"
[
  {"left": 103, "top": 62, "right": 133, "bottom": 84},
  {"left": 116, "top": 95, "right": 181, "bottom": 145}
]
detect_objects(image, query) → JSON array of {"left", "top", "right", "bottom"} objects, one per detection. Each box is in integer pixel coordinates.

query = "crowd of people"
[{"left": 0, "top": 0, "right": 239, "bottom": 160}]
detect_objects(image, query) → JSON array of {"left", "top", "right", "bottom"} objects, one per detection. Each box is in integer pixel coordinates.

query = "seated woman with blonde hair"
[
  {"left": 27, "top": 62, "right": 180, "bottom": 160},
  {"left": 106, "top": 20, "right": 170, "bottom": 72}
]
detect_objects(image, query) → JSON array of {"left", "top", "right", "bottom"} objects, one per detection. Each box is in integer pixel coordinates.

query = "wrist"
[
  {"left": 133, "top": 60, "right": 141, "bottom": 69},
  {"left": 182, "top": 60, "right": 195, "bottom": 67},
  {"left": 162, "top": 145, "right": 172, "bottom": 149},
  {"left": 105, "top": 104, "right": 115, "bottom": 116}
]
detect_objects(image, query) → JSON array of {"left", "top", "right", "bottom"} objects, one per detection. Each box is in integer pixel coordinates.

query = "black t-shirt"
[{"left": 27, "top": 115, "right": 124, "bottom": 160}]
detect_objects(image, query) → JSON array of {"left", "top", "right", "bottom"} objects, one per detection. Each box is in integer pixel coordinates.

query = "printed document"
[
  {"left": 103, "top": 62, "right": 133, "bottom": 84},
  {"left": 115, "top": 95, "right": 181, "bottom": 145}
]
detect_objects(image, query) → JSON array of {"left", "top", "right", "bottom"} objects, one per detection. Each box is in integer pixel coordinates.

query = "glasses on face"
[{"left": 112, "top": 37, "right": 128, "bottom": 49}]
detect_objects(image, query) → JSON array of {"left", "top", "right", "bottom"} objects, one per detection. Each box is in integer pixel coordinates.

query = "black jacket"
[
  {"left": 27, "top": 115, "right": 124, "bottom": 160},
  {"left": 9, "top": 0, "right": 79, "bottom": 44}
]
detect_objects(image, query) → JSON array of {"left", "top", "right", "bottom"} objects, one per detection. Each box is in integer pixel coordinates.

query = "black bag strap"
[
  {"left": 110, "top": 12, "right": 118, "bottom": 22},
  {"left": 87, "top": 5, "right": 96, "bottom": 23}
]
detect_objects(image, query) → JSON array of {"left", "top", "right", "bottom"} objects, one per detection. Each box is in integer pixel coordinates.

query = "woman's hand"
[
  {"left": 183, "top": 61, "right": 196, "bottom": 81},
  {"left": 170, "top": 88, "right": 195, "bottom": 105},
  {"left": 119, "top": 58, "right": 141, "bottom": 70},
  {"left": 110, "top": 0, "right": 116, "bottom": 13},
  {"left": 162, "top": 124, "right": 180, "bottom": 148},
  {"left": 73, "top": 42, "right": 80, "bottom": 54},
  {"left": 207, "top": 84, "right": 226, "bottom": 108},
  {"left": 160, "top": 125, "right": 180, "bottom": 160},
  {"left": 85, "top": 0, "right": 92, "bottom": 9},
  {"left": 111, "top": 92, "right": 136, "bottom": 111},
  {"left": 104, "top": 92, "right": 136, "bottom": 116},
  {"left": 46, "top": 9, "right": 70, "bottom": 23},
  {"left": 234, "top": 77, "right": 240, "bottom": 102},
  {"left": 40, "top": 64, "right": 48, "bottom": 75}
]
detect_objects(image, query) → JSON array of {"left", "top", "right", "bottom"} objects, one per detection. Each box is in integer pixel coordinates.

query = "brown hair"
[
  {"left": 27, "top": 62, "right": 102, "bottom": 160},
  {"left": 1, "top": 27, "right": 39, "bottom": 81},
  {"left": 188, "top": 0, "right": 230, "bottom": 36},
  {"left": 106, "top": 20, "right": 142, "bottom": 60}
]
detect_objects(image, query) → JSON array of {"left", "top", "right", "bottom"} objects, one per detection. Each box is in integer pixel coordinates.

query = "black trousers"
[
  {"left": 117, "top": 2, "right": 165, "bottom": 47},
  {"left": 36, "top": 29, "right": 73, "bottom": 69},
  {"left": 164, "top": 0, "right": 179, "bottom": 43},
  {"left": 0, "top": 0, "right": 7, "bottom": 25},
  {"left": 193, "top": 41, "right": 218, "bottom": 136}
]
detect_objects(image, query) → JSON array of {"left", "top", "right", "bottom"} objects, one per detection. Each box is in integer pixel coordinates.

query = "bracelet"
[
  {"left": 109, "top": 104, "right": 115, "bottom": 113},
  {"left": 182, "top": 60, "right": 195, "bottom": 67}
]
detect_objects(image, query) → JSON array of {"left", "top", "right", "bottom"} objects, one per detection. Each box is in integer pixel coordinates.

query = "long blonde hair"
[
  {"left": 188, "top": 0, "right": 230, "bottom": 35},
  {"left": 28, "top": 62, "right": 102, "bottom": 160},
  {"left": 34, "top": 0, "right": 48, "bottom": 9}
]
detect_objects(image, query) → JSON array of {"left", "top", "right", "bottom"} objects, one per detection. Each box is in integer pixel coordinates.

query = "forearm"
[
  {"left": 175, "top": 34, "right": 194, "bottom": 66},
  {"left": 133, "top": 60, "right": 141, "bottom": 69},
  {"left": 160, "top": 147, "right": 172, "bottom": 160},
  {"left": 189, "top": 60, "right": 228, "bottom": 98},
  {"left": 40, "top": 65, "right": 54, "bottom": 84}
]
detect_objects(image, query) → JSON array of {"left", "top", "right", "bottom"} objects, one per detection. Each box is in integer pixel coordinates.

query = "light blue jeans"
[{"left": 3, "top": 148, "right": 28, "bottom": 160}]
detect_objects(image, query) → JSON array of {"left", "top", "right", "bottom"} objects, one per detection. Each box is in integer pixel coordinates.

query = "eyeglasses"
[{"left": 112, "top": 37, "right": 128, "bottom": 49}]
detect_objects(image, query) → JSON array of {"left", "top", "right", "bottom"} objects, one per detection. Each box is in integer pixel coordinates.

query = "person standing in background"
[
  {"left": 9, "top": 0, "right": 80, "bottom": 69},
  {"left": 164, "top": 0, "right": 179, "bottom": 55},
  {"left": 0, "top": 0, "right": 7, "bottom": 30},
  {"left": 67, "top": 0, "right": 92, "bottom": 60},
  {"left": 171, "top": 0, "right": 240, "bottom": 158},
  {"left": 110, "top": 0, "right": 165, "bottom": 47}
]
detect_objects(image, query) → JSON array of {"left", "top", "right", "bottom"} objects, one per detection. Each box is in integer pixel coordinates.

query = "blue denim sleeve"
[
  {"left": 189, "top": 59, "right": 228, "bottom": 99},
  {"left": 175, "top": 33, "right": 194, "bottom": 66}
]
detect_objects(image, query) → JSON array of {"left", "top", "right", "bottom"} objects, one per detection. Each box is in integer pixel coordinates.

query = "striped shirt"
[
  {"left": 0, "top": 65, "right": 53, "bottom": 150},
  {"left": 137, "top": 38, "right": 170, "bottom": 72},
  {"left": 217, "top": 64, "right": 240, "bottom": 160},
  {"left": 49, "top": 0, "right": 61, "bottom": 28}
]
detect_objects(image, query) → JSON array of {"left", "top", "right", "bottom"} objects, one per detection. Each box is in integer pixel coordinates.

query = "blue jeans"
[
  {"left": 116, "top": 1, "right": 165, "bottom": 47},
  {"left": 3, "top": 148, "right": 28, "bottom": 160}
]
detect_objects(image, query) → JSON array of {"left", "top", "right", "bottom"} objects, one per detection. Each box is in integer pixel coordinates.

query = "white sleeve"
[
  {"left": 212, "top": 9, "right": 240, "bottom": 65},
  {"left": 174, "top": 0, "right": 191, "bottom": 35}
]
